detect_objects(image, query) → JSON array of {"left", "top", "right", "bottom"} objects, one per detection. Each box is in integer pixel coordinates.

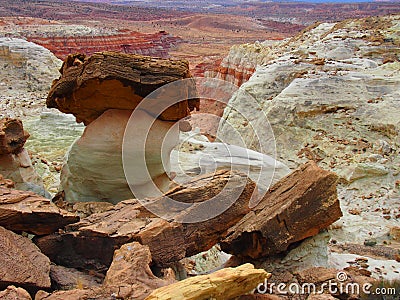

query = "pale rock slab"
[{"left": 61, "top": 109, "right": 179, "bottom": 203}]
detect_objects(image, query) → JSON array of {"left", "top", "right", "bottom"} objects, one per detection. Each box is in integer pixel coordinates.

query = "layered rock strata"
[{"left": 27, "top": 31, "right": 181, "bottom": 60}]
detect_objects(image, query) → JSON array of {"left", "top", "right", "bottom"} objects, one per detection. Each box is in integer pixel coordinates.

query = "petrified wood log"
[
  {"left": 47, "top": 52, "right": 199, "bottom": 125},
  {"left": 0, "top": 226, "right": 51, "bottom": 292},
  {"left": 220, "top": 161, "right": 342, "bottom": 259},
  {"left": 145, "top": 263, "right": 269, "bottom": 300},
  {"left": 34, "top": 170, "right": 255, "bottom": 271},
  {"left": 0, "top": 118, "right": 29, "bottom": 155},
  {"left": 0, "top": 187, "right": 79, "bottom": 235}
]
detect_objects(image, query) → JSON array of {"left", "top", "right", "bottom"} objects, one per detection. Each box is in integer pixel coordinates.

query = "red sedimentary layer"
[
  {"left": 193, "top": 59, "right": 255, "bottom": 87},
  {"left": 27, "top": 31, "right": 181, "bottom": 60}
]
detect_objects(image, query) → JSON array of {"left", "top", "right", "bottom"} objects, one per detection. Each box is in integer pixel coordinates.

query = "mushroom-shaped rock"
[
  {"left": 47, "top": 52, "right": 199, "bottom": 125},
  {"left": 0, "top": 118, "right": 47, "bottom": 196},
  {"left": 47, "top": 53, "right": 199, "bottom": 203}
]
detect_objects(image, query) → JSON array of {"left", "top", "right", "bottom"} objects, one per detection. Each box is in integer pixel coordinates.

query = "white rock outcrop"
[
  {"left": 61, "top": 109, "right": 179, "bottom": 204},
  {"left": 217, "top": 15, "right": 400, "bottom": 271},
  {"left": 0, "top": 38, "right": 62, "bottom": 116}
]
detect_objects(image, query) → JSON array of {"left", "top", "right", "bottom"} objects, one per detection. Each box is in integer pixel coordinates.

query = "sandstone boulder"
[
  {"left": 35, "top": 242, "right": 175, "bottom": 300},
  {"left": 0, "top": 118, "right": 46, "bottom": 195},
  {"left": 0, "top": 118, "right": 29, "bottom": 155},
  {"left": 49, "top": 265, "right": 102, "bottom": 291},
  {"left": 145, "top": 263, "right": 269, "bottom": 300},
  {"left": 35, "top": 170, "right": 255, "bottom": 271},
  {"left": 0, "top": 187, "right": 78, "bottom": 235},
  {"left": 103, "top": 242, "right": 174, "bottom": 299},
  {"left": 0, "top": 286, "right": 31, "bottom": 300},
  {"left": 47, "top": 52, "right": 199, "bottom": 125},
  {"left": 221, "top": 162, "right": 342, "bottom": 258},
  {"left": 0, "top": 226, "right": 51, "bottom": 292}
]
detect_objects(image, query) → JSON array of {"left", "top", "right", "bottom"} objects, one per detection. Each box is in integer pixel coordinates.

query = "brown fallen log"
[
  {"left": 220, "top": 161, "right": 342, "bottom": 259},
  {"left": 0, "top": 187, "right": 79, "bottom": 235},
  {"left": 145, "top": 263, "right": 270, "bottom": 300},
  {"left": 0, "top": 118, "right": 29, "bottom": 155},
  {"left": 47, "top": 52, "right": 199, "bottom": 125},
  {"left": 35, "top": 170, "right": 255, "bottom": 271},
  {"left": 0, "top": 226, "right": 51, "bottom": 293}
]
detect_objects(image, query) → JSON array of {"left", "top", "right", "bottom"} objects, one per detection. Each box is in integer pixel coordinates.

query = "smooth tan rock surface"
[
  {"left": 60, "top": 109, "right": 179, "bottom": 204},
  {"left": 145, "top": 263, "right": 269, "bottom": 300}
]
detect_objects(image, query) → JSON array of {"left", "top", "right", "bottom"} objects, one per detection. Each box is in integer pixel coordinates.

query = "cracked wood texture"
[
  {"left": 47, "top": 52, "right": 199, "bottom": 125},
  {"left": 0, "top": 187, "right": 79, "bottom": 235},
  {"left": 220, "top": 161, "right": 342, "bottom": 259},
  {"left": 0, "top": 226, "right": 51, "bottom": 293},
  {"left": 35, "top": 170, "right": 255, "bottom": 271}
]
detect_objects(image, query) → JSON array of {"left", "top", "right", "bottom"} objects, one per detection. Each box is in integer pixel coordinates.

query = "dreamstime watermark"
[
  {"left": 122, "top": 77, "right": 278, "bottom": 223},
  {"left": 256, "top": 271, "right": 398, "bottom": 297}
]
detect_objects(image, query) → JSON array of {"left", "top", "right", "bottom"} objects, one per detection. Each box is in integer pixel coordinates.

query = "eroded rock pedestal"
[
  {"left": 0, "top": 118, "right": 47, "bottom": 196},
  {"left": 47, "top": 52, "right": 199, "bottom": 203}
]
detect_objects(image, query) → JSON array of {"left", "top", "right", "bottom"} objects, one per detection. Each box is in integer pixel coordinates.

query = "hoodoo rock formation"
[
  {"left": 27, "top": 31, "right": 182, "bottom": 60},
  {"left": 0, "top": 118, "right": 47, "bottom": 196},
  {"left": 30, "top": 163, "right": 341, "bottom": 299},
  {"left": 48, "top": 52, "right": 199, "bottom": 203}
]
